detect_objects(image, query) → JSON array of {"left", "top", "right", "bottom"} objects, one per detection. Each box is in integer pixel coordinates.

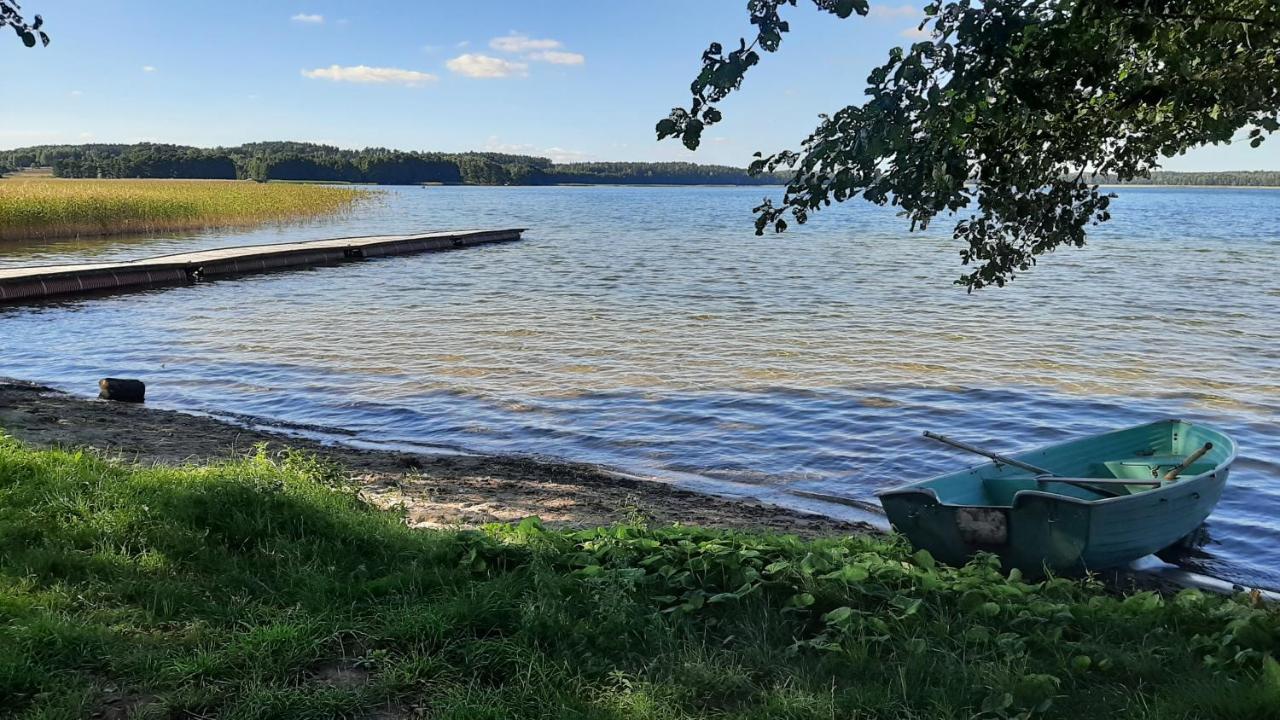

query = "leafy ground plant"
[{"left": 0, "top": 434, "right": 1276, "bottom": 719}]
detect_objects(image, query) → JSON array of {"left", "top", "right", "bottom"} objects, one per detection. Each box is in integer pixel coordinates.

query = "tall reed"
[{"left": 0, "top": 178, "right": 365, "bottom": 240}]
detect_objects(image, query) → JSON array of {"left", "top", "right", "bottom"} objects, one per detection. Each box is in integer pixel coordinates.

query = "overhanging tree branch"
[
  {"left": 1, "top": 0, "right": 48, "bottom": 47},
  {"left": 659, "top": 0, "right": 1280, "bottom": 289}
]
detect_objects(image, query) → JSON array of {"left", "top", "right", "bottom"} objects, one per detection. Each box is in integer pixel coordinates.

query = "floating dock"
[{"left": 0, "top": 228, "right": 524, "bottom": 303}]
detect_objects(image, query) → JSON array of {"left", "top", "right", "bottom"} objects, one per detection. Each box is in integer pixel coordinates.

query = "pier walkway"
[{"left": 0, "top": 228, "right": 524, "bottom": 302}]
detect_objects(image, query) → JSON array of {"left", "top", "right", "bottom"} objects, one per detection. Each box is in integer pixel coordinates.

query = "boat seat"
[
  {"left": 981, "top": 475, "right": 1037, "bottom": 506},
  {"left": 1105, "top": 456, "right": 1214, "bottom": 481},
  {"left": 982, "top": 474, "right": 1115, "bottom": 505}
]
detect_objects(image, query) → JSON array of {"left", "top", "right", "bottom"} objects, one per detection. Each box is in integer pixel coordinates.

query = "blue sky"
[{"left": 0, "top": 1, "right": 1273, "bottom": 170}]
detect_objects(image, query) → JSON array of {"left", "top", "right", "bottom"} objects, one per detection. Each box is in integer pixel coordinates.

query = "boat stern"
[
  {"left": 879, "top": 487, "right": 1094, "bottom": 575},
  {"left": 879, "top": 488, "right": 1012, "bottom": 568}
]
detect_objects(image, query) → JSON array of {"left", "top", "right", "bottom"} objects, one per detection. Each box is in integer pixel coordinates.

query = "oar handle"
[
  {"left": 1163, "top": 442, "right": 1214, "bottom": 481},
  {"left": 922, "top": 431, "right": 1053, "bottom": 476}
]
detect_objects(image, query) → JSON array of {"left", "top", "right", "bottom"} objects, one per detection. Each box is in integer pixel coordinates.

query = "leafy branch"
[
  {"left": 660, "top": 0, "right": 1280, "bottom": 289},
  {"left": 1, "top": 0, "right": 48, "bottom": 47}
]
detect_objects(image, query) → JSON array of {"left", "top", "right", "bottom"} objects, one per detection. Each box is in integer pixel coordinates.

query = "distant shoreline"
[{"left": 1100, "top": 183, "right": 1280, "bottom": 190}]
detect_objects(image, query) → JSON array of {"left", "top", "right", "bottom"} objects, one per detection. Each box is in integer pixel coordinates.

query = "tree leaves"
[
  {"left": 660, "top": 0, "right": 1280, "bottom": 289},
  {"left": 3, "top": 1, "right": 49, "bottom": 47}
]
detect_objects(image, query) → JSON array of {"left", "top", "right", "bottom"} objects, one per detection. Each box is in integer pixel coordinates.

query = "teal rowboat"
[{"left": 878, "top": 420, "right": 1236, "bottom": 575}]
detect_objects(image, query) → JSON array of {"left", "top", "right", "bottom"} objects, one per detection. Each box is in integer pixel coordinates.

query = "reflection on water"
[{"left": 2, "top": 186, "right": 1278, "bottom": 589}]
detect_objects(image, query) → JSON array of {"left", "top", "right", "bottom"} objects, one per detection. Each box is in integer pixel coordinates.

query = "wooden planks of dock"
[{"left": 0, "top": 228, "right": 524, "bottom": 303}]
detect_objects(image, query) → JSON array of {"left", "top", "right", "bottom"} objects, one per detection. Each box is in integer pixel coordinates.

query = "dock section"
[{"left": 0, "top": 228, "right": 524, "bottom": 303}]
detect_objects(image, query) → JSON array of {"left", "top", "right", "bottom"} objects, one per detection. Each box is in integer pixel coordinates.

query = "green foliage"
[
  {"left": 661, "top": 1, "right": 1280, "bottom": 289},
  {"left": 1, "top": 1, "right": 47, "bottom": 48},
  {"left": 0, "top": 434, "right": 1276, "bottom": 718}
]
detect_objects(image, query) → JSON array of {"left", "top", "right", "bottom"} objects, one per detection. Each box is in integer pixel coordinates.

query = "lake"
[{"left": 2, "top": 185, "right": 1278, "bottom": 589}]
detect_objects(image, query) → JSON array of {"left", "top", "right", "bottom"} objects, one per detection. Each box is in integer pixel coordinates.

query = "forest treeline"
[
  {"left": 1096, "top": 171, "right": 1280, "bottom": 187},
  {"left": 0, "top": 142, "right": 785, "bottom": 185},
  {"left": 2, "top": 143, "right": 1275, "bottom": 188}
]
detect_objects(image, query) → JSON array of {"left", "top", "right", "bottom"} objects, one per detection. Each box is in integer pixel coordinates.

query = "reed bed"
[{"left": 0, "top": 178, "right": 365, "bottom": 241}]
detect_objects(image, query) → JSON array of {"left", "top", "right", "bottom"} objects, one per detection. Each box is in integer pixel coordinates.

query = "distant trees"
[
  {"left": 49, "top": 145, "right": 237, "bottom": 180},
  {"left": 550, "top": 162, "right": 774, "bottom": 185},
  {"left": 1102, "top": 171, "right": 1280, "bottom": 188},
  {"left": 0, "top": 142, "right": 788, "bottom": 186}
]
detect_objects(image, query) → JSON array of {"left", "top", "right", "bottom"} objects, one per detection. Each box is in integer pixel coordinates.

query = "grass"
[
  {"left": 0, "top": 435, "right": 1276, "bottom": 719},
  {"left": 0, "top": 178, "right": 365, "bottom": 241}
]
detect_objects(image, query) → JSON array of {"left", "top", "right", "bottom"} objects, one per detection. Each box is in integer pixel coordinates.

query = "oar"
[
  {"left": 922, "top": 431, "right": 1128, "bottom": 498},
  {"left": 922, "top": 431, "right": 1052, "bottom": 475},
  {"left": 1163, "top": 442, "right": 1213, "bottom": 481}
]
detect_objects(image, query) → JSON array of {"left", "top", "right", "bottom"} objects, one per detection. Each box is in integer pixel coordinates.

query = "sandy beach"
[{"left": 0, "top": 379, "right": 873, "bottom": 537}]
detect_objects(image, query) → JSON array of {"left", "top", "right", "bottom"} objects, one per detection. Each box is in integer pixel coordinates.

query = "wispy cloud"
[
  {"left": 69, "top": 89, "right": 83, "bottom": 97},
  {"left": 141, "top": 65, "right": 156, "bottom": 73},
  {"left": 302, "top": 64, "right": 438, "bottom": 86},
  {"left": 291, "top": 13, "right": 324, "bottom": 24},
  {"left": 870, "top": 4, "right": 920, "bottom": 19},
  {"left": 900, "top": 26, "right": 930, "bottom": 40},
  {"left": 446, "top": 53, "right": 528, "bottom": 78},
  {"left": 489, "top": 33, "right": 586, "bottom": 66},
  {"left": 490, "top": 33, "right": 561, "bottom": 53},
  {"left": 527, "top": 50, "right": 584, "bottom": 66},
  {"left": 484, "top": 136, "right": 589, "bottom": 163}
]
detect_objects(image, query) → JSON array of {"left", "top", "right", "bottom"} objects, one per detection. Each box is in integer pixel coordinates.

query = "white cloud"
[
  {"left": 291, "top": 13, "right": 324, "bottom": 24},
  {"left": 490, "top": 33, "right": 561, "bottom": 53},
  {"left": 484, "top": 136, "right": 590, "bottom": 163},
  {"left": 870, "top": 4, "right": 920, "bottom": 19},
  {"left": 446, "top": 53, "right": 528, "bottom": 78},
  {"left": 488, "top": 33, "right": 585, "bottom": 66},
  {"left": 142, "top": 65, "right": 156, "bottom": 73},
  {"left": 527, "top": 50, "right": 584, "bottom": 65},
  {"left": 79, "top": 132, "right": 95, "bottom": 139},
  {"left": 542, "top": 147, "right": 590, "bottom": 163},
  {"left": 302, "top": 64, "right": 438, "bottom": 86},
  {"left": 456, "top": 40, "right": 470, "bottom": 48},
  {"left": 69, "top": 90, "right": 83, "bottom": 97},
  {"left": 900, "top": 26, "right": 930, "bottom": 40}
]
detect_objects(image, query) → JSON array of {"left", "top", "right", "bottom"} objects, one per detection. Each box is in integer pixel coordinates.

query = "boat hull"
[{"left": 878, "top": 420, "right": 1234, "bottom": 574}]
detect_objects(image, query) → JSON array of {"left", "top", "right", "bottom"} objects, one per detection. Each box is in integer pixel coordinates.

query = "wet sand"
[{"left": 0, "top": 379, "right": 873, "bottom": 537}]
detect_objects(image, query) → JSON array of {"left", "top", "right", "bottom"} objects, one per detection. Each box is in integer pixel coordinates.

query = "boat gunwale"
[{"left": 877, "top": 419, "right": 1237, "bottom": 509}]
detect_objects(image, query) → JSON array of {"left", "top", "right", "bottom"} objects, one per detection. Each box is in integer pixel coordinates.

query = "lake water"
[{"left": 2, "top": 185, "right": 1278, "bottom": 589}]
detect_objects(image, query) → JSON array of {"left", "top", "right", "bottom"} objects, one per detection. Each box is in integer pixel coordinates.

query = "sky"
[{"left": 0, "top": 0, "right": 1274, "bottom": 170}]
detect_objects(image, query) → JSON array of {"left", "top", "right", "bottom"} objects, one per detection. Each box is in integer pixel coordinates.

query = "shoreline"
[
  {"left": 0, "top": 379, "right": 872, "bottom": 537},
  {"left": 5, "top": 377, "right": 1258, "bottom": 598}
]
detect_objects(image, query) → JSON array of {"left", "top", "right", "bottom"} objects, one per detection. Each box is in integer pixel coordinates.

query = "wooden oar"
[
  {"left": 922, "top": 431, "right": 1126, "bottom": 498},
  {"left": 1163, "top": 442, "right": 1214, "bottom": 481},
  {"left": 922, "top": 431, "right": 1052, "bottom": 475}
]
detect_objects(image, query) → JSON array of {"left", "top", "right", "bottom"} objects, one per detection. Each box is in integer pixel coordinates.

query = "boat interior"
[{"left": 916, "top": 420, "right": 1232, "bottom": 508}]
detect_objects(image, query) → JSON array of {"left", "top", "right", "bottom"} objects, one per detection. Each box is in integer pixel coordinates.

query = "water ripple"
[{"left": 2, "top": 185, "right": 1278, "bottom": 588}]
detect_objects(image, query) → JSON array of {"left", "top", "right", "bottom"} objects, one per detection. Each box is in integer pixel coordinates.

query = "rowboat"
[{"left": 878, "top": 420, "right": 1236, "bottom": 575}]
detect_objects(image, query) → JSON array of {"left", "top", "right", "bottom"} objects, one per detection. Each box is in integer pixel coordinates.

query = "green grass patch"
[{"left": 0, "top": 435, "right": 1276, "bottom": 719}]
